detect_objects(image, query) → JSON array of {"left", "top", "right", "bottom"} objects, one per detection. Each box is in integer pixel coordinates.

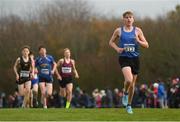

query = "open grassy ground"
[{"left": 0, "top": 108, "right": 179, "bottom": 121}]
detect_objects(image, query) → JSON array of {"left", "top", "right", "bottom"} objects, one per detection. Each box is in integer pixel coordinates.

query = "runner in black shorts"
[
  {"left": 13, "top": 45, "right": 34, "bottom": 108},
  {"left": 109, "top": 11, "right": 149, "bottom": 114},
  {"left": 56, "top": 48, "right": 79, "bottom": 108}
]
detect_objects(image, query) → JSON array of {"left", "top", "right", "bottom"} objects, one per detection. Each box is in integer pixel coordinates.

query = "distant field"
[{"left": 0, "top": 108, "right": 179, "bottom": 121}]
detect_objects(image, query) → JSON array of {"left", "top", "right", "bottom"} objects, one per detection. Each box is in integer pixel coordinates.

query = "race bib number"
[
  {"left": 41, "top": 69, "right": 50, "bottom": 75},
  {"left": 20, "top": 71, "right": 30, "bottom": 78},
  {"left": 124, "top": 44, "right": 135, "bottom": 52},
  {"left": 62, "top": 67, "right": 72, "bottom": 73}
]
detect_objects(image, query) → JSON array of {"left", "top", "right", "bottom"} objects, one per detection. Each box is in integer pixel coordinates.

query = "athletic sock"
[
  {"left": 65, "top": 101, "right": 71, "bottom": 109},
  {"left": 63, "top": 97, "right": 66, "bottom": 107},
  {"left": 127, "top": 104, "right": 131, "bottom": 106}
]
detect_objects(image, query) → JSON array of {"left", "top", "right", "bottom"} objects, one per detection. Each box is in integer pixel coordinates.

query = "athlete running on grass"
[
  {"left": 56, "top": 48, "right": 79, "bottom": 108},
  {"left": 109, "top": 11, "right": 149, "bottom": 114}
]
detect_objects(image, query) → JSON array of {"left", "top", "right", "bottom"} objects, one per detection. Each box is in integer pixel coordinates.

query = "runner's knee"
[
  {"left": 125, "top": 76, "right": 133, "bottom": 83},
  {"left": 47, "top": 90, "right": 52, "bottom": 97}
]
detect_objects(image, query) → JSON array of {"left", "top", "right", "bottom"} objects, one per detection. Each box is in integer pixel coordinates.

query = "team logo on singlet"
[
  {"left": 129, "top": 36, "right": 136, "bottom": 40},
  {"left": 40, "top": 64, "right": 48, "bottom": 68}
]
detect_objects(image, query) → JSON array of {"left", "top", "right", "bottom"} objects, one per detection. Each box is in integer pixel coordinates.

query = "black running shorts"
[
  {"left": 58, "top": 77, "right": 73, "bottom": 88},
  {"left": 118, "top": 56, "right": 140, "bottom": 75}
]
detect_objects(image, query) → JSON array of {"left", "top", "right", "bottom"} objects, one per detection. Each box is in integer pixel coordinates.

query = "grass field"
[{"left": 0, "top": 108, "right": 179, "bottom": 121}]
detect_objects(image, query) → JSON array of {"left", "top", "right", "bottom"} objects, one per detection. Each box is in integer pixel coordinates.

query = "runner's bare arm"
[
  {"left": 30, "top": 59, "right": 35, "bottom": 78},
  {"left": 135, "top": 27, "right": 149, "bottom": 48},
  {"left": 72, "top": 60, "right": 79, "bottom": 79},
  {"left": 109, "top": 28, "right": 124, "bottom": 53},
  {"left": 57, "top": 59, "right": 63, "bottom": 67},
  {"left": 56, "top": 59, "right": 63, "bottom": 80},
  {"left": 51, "top": 61, "right": 57, "bottom": 75},
  {"left": 13, "top": 57, "right": 20, "bottom": 80}
]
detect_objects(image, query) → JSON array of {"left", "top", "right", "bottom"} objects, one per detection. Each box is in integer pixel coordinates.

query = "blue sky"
[{"left": 0, "top": 0, "right": 180, "bottom": 19}]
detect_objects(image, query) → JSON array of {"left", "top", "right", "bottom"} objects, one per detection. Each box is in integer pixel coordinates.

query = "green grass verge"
[{"left": 0, "top": 108, "right": 179, "bottom": 121}]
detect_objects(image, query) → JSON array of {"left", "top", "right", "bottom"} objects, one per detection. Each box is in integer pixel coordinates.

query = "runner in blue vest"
[
  {"left": 35, "top": 46, "right": 57, "bottom": 108},
  {"left": 109, "top": 11, "right": 149, "bottom": 114}
]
